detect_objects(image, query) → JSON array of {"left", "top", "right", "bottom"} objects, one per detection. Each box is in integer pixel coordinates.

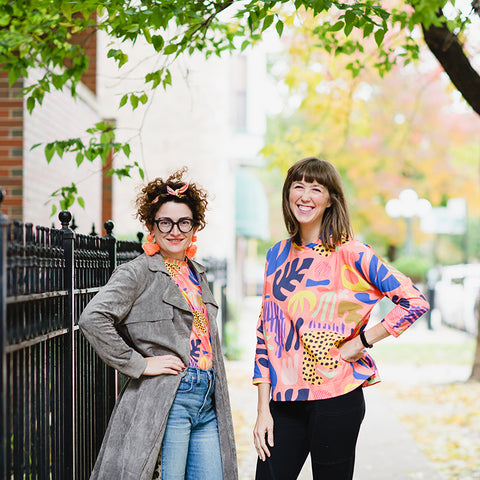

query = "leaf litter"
[{"left": 382, "top": 380, "right": 480, "bottom": 480}]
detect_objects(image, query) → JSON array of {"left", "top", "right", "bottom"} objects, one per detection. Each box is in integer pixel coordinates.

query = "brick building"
[
  {"left": 0, "top": 25, "right": 111, "bottom": 233},
  {"left": 0, "top": 74, "right": 24, "bottom": 220}
]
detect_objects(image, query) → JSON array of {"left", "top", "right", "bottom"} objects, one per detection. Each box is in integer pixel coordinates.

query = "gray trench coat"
[{"left": 78, "top": 253, "right": 238, "bottom": 480}]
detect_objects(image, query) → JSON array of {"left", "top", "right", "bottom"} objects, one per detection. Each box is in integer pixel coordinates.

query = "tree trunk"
[
  {"left": 420, "top": 8, "right": 480, "bottom": 380},
  {"left": 468, "top": 290, "right": 480, "bottom": 381},
  {"left": 422, "top": 10, "right": 480, "bottom": 116}
]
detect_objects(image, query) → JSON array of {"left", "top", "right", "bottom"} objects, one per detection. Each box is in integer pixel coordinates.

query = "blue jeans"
[{"left": 160, "top": 367, "right": 223, "bottom": 480}]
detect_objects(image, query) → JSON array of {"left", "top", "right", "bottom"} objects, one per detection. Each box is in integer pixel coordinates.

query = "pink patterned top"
[
  {"left": 164, "top": 257, "right": 213, "bottom": 369},
  {"left": 253, "top": 237, "right": 429, "bottom": 401}
]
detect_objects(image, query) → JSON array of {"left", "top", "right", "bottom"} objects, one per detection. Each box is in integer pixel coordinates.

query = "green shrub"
[{"left": 392, "top": 256, "right": 433, "bottom": 283}]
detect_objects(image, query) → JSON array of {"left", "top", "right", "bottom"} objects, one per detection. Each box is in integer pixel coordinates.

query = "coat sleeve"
[
  {"left": 353, "top": 243, "right": 430, "bottom": 337},
  {"left": 78, "top": 262, "right": 148, "bottom": 378}
]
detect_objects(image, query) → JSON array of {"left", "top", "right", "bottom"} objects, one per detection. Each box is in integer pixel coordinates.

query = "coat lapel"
[
  {"left": 146, "top": 253, "right": 191, "bottom": 312},
  {"left": 162, "top": 280, "right": 191, "bottom": 312}
]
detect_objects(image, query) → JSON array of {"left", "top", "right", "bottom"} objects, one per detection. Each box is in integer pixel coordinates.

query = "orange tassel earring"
[
  {"left": 186, "top": 235, "right": 197, "bottom": 259},
  {"left": 142, "top": 232, "right": 161, "bottom": 256}
]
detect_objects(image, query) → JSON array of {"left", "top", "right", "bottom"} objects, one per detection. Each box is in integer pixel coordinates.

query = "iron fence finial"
[
  {"left": 104, "top": 220, "right": 114, "bottom": 237},
  {"left": 59, "top": 211, "right": 72, "bottom": 229}
]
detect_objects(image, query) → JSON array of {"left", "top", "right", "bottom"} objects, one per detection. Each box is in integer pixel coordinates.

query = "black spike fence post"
[
  {"left": 101, "top": 220, "right": 118, "bottom": 422},
  {"left": 0, "top": 189, "right": 8, "bottom": 480},
  {"left": 104, "top": 220, "right": 117, "bottom": 276},
  {"left": 59, "top": 210, "right": 75, "bottom": 478}
]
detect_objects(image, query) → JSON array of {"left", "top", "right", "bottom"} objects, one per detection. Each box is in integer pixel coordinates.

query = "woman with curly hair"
[{"left": 79, "top": 167, "right": 238, "bottom": 480}]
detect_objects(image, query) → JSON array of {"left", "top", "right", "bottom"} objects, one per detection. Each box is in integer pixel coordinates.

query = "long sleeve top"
[{"left": 253, "top": 237, "right": 430, "bottom": 401}]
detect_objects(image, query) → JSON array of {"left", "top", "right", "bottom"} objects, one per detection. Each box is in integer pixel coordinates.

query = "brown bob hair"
[
  {"left": 135, "top": 167, "right": 208, "bottom": 231},
  {"left": 282, "top": 157, "right": 352, "bottom": 249}
]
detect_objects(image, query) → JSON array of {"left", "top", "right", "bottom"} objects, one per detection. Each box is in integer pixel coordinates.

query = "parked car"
[{"left": 433, "top": 263, "right": 480, "bottom": 336}]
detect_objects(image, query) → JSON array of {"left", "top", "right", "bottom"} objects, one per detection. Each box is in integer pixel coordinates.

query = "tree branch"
[
  {"left": 422, "top": 9, "right": 480, "bottom": 115},
  {"left": 187, "top": 0, "right": 234, "bottom": 39}
]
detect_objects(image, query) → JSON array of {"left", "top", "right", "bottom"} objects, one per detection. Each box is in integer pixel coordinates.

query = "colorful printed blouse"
[
  {"left": 253, "top": 237, "right": 429, "bottom": 401},
  {"left": 164, "top": 257, "right": 213, "bottom": 370}
]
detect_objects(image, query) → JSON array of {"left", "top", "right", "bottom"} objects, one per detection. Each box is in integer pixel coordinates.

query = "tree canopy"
[
  {"left": 1, "top": 0, "right": 479, "bottom": 208},
  {"left": 262, "top": 7, "right": 480, "bottom": 261}
]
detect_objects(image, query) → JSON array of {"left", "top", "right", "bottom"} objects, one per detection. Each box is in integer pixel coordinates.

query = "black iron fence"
[{"left": 0, "top": 198, "right": 228, "bottom": 479}]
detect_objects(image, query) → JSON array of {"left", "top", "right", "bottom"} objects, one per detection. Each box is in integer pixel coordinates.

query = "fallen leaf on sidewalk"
[{"left": 382, "top": 381, "right": 480, "bottom": 480}]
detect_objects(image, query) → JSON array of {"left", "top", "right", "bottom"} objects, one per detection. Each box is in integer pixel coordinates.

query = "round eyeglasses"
[{"left": 154, "top": 217, "right": 195, "bottom": 234}]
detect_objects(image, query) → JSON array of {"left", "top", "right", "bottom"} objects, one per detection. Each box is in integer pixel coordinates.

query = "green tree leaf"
[
  {"left": 330, "top": 21, "right": 344, "bottom": 32},
  {"left": 263, "top": 14, "right": 274, "bottom": 32},
  {"left": 164, "top": 44, "right": 178, "bottom": 55},
  {"left": 152, "top": 35, "right": 164, "bottom": 52},
  {"left": 45, "top": 143, "right": 55, "bottom": 163},
  {"left": 374, "top": 28, "right": 386, "bottom": 46},
  {"left": 276, "top": 20, "right": 284, "bottom": 37},
  {"left": 130, "top": 94, "right": 139, "bottom": 109}
]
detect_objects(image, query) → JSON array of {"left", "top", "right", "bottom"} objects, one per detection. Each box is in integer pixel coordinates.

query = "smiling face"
[
  {"left": 288, "top": 178, "right": 331, "bottom": 242},
  {"left": 151, "top": 201, "right": 196, "bottom": 261}
]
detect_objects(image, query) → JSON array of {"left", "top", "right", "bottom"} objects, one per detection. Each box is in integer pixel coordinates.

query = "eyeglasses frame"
[{"left": 153, "top": 217, "right": 195, "bottom": 234}]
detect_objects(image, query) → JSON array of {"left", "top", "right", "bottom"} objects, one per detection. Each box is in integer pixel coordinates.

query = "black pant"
[{"left": 255, "top": 387, "right": 365, "bottom": 480}]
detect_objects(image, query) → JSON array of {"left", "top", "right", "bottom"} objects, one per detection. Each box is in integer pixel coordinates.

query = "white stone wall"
[
  {"left": 23, "top": 70, "right": 103, "bottom": 231},
  {"left": 97, "top": 34, "right": 268, "bottom": 271},
  {"left": 21, "top": 30, "right": 269, "bottom": 302}
]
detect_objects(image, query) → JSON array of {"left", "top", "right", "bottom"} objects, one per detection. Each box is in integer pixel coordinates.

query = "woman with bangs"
[{"left": 252, "top": 157, "right": 429, "bottom": 480}]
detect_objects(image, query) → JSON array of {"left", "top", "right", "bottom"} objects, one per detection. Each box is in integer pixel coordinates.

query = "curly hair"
[
  {"left": 135, "top": 167, "right": 208, "bottom": 231},
  {"left": 282, "top": 157, "right": 352, "bottom": 249}
]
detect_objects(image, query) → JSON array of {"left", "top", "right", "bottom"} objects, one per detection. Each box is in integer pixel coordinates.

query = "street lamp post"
[{"left": 385, "top": 189, "right": 431, "bottom": 257}]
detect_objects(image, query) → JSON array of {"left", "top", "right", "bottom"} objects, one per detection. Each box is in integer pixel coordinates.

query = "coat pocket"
[{"left": 123, "top": 304, "right": 174, "bottom": 325}]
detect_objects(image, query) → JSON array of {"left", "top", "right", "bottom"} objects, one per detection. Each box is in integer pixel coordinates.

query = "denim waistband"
[{"left": 183, "top": 366, "right": 215, "bottom": 384}]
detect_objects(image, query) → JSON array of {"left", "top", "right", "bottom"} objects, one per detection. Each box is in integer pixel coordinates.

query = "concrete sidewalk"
[
  {"left": 355, "top": 386, "right": 444, "bottom": 480},
  {"left": 227, "top": 296, "right": 464, "bottom": 480},
  {"left": 227, "top": 360, "right": 447, "bottom": 480}
]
